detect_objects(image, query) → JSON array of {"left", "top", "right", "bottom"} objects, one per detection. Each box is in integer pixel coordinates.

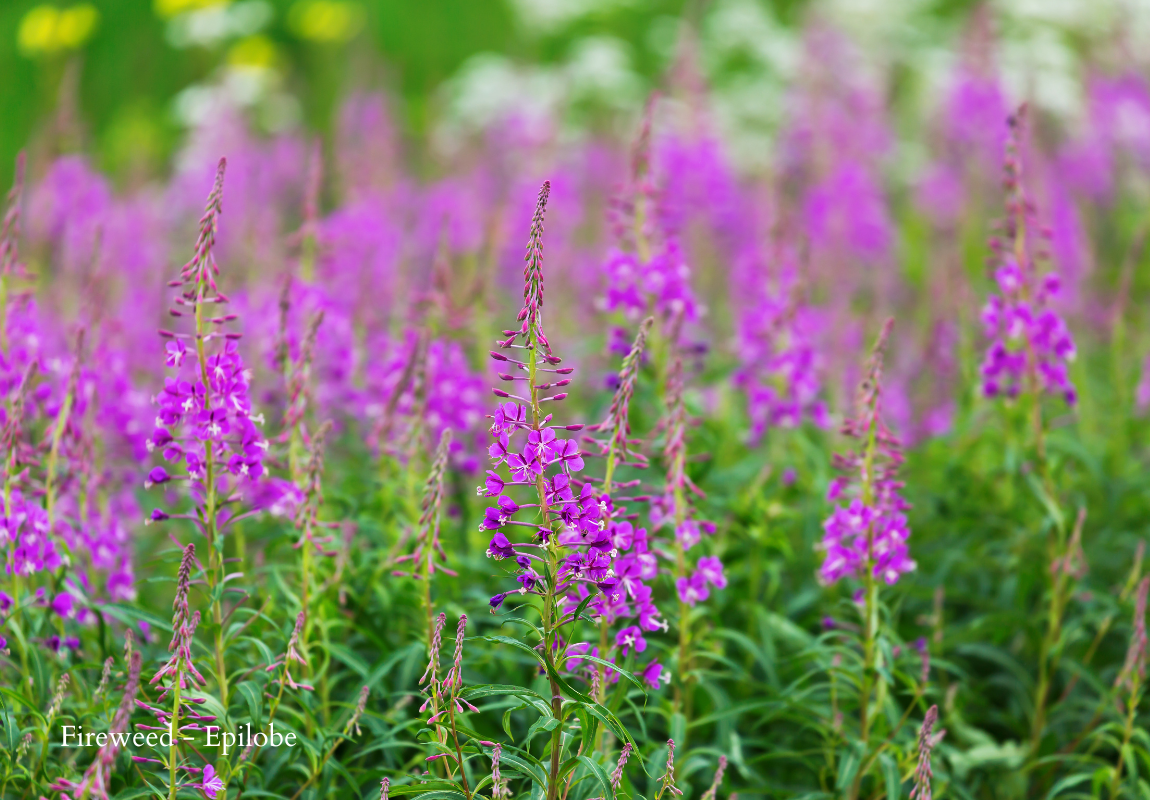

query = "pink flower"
[{"left": 201, "top": 764, "right": 224, "bottom": 799}]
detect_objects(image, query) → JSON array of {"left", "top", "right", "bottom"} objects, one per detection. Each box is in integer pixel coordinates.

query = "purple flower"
[
  {"left": 144, "top": 467, "right": 171, "bottom": 488},
  {"left": 819, "top": 322, "right": 916, "bottom": 587},
  {"left": 50, "top": 592, "right": 75, "bottom": 618},
  {"left": 165, "top": 340, "right": 187, "bottom": 368},
  {"left": 676, "top": 573, "right": 710, "bottom": 606},
  {"left": 486, "top": 532, "right": 516, "bottom": 560},
  {"left": 480, "top": 470, "right": 505, "bottom": 497},
  {"left": 979, "top": 108, "right": 1077, "bottom": 406},
  {"left": 615, "top": 625, "right": 647, "bottom": 657},
  {"left": 201, "top": 764, "right": 225, "bottom": 799},
  {"left": 480, "top": 497, "right": 521, "bottom": 531},
  {"left": 695, "top": 556, "right": 727, "bottom": 590},
  {"left": 639, "top": 659, "right": 665, "bottom": 689}
]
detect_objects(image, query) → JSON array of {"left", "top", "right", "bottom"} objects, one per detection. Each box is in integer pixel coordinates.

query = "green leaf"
[
  {"left": 110, "top": 788, "right": 159, "bottom": 800},
  {"left": 0, "top": 688, "right": 46, "bottom": 724},
  {"left": 1026, "top": 473, "right": 1065, "bottom": 532},
  {"left": 578, "top": 655, "right": 646, "bottom": 693},
  {"left": 502, "top": 704, "right": 521, "bottom": 740},
  {"left": 576, "top": 754, "right": 614, "bottom": 799},
  {"left": 99, "top": 602, "right": 170, "bottom": 632},
  {"left": 577, "top": 707, "right": 598, "bottom": 756},
  {"left": 383, "top": 781, "right": 461, "bottom": 796},
  {"left": 325, "top": 750, "right": 360, "bottom": 791},
  {"left": 236, "top": 681, "right": 263, "bottom": 729},
  {"left": 523, "top": 714, "right": 560, "bottom": 749},
  {"left": 327, "top": 642, "right": 372, "bottom": 678},
  {"left": 879, "top": 753, "right": 901, "bottom": 800},
  {"left": 835, "top": 745, "right": 861, "bottom": 792},
  {"left": 1045, "top": 772, "right": 1094, "bottom": 799},
  {"left": 500, "top": 747, "right": 550, "bottom": 787},
  {"left": 481, "top": 635, "right": 547, "bottom": 668},
  {"left": 237, "top": 635, "right": 276, "bottom": 667}
]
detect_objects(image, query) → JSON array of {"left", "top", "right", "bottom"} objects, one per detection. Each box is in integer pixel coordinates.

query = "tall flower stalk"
[
  {"left": 395, "top": 428, "right": 455, "bottom": 647},
  {"left": 979, "top": 105, "right": 1076, "bottom": 468},
  {"left": 818, "top": 319, "right": 915, "bottom": 799},
  {"left": 653, "top": 347, "right": 722, "bottom": 732},
  {"left": 147, "top": 543, "right": 207, "bottom": 800},
  {"left": 590, "top": 316, "right": 653, "bottom": 493},
  {"left": 978, "top": 106, "right": 1079, "bottom": 753},
  {"left": 482, "top": 181, "right": 639, "bottom": 800},
  {"left": 148, "top": 157, "right": 265, "bottom": 709},
  {"left": 1110, "top": 577, "right": 1148, "bottom": 796}
]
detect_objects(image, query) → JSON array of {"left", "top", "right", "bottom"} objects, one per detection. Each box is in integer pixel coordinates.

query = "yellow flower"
[
  {"left": 18, "top": 4, "right": 99, "bottom": 56},
  {"left": 227, "top": 35, "right": 277, "bottom": 69},
  {"left": 153, "top": 0, "right": 229, "bottom": 19},
  {"left": 288, "top": 0, "right": 364, "bottom": 43}
]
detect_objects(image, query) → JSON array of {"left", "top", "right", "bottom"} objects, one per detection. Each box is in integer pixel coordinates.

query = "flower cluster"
[
  {"left": 733, "top": 246, "right": 827, "bottom": 441},
  {"left": 481, "top": 181, "right": 666, "bottom": 690},
  {"left": 819, "top": 320, "right": 915, "bottom": 586},
  {"left": 653, "top": 354, "right": 723, "bottom": 608},
  {"left": 147, "top": 159, "right": 267, "bottom": 497},
  {"left": 602, "top": 98, "right": 700, "bottom": 324},
  {"left": 980, "top": 106, "right": 1077, "bottom": 406},
  {"left": 365, "top": 330, "right": 486, "bottom": 470},
  {"left": 2, "top": 492, "right": 58, "bottom": 577}
]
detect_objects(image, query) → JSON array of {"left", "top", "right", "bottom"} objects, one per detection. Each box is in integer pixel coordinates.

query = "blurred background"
[{"left": 4, "top": 0, "right": 1150, "bottom": 191}]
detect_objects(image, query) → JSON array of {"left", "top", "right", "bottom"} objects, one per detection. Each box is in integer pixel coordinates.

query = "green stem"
[
  {"left": 1031, "top": 561, "right": 1069, "bottom": 752},
  {"left": 168, "top": 675, "right": 182, "bottom": 800},
  {"left": 195, "top": 271, "right": 228, "bottom": 710},
  {"left": 848, "top": 403, "right": 882, "bottom": 800},
  {"left": 1110, "top": 683, "right": 1140, "bottom": 799}
]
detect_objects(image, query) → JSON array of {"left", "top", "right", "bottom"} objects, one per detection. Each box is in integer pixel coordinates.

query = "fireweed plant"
[
  {"left": 818, "top": 319, "right": 926, "bottom": 800},
  {"left": 479, "top": 181, "right": 655, "bottom": 800},
  {"left": 10, "top": 15, "right": 1150, "bottom": 798},
  {"left": 978, "top": 106, "right": 1085, "bottom": 762}
]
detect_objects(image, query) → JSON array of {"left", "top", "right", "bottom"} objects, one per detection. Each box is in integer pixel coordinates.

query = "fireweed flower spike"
[
  {"left": 733, "top": 248, "right": 828, "bottom": 440},
  {"left": 148, "top": 543, "right": 207, "bottom": 800},
  {"left": 589, "top": 316, "right": 654, "bottom": 492},
  {"left": 421, "top": 615, "right": 476, "bottom": 795},
  {"left": 380, "top": 777, "right": 390, "bottom": 800},
  {"left": 482, "top": 181, "right": 654, "bottom": 800},
  {"left": 490, "top": 742, "right": 510, "bottom": 800},
  {"left": 1111, "top": 577, "right": 1150, "bottom": 795},
  {"left": 420, "top": 611, "right": 447, "bottom": 715},
  {"left": 698, "top": 755, "right": 727, "bottom": 800},
  {"left": 819, "top": 318, "right": 914, "bottom": 588},
  {"left": 280, "top": 610, "right": 309, "bottom": 689},
  {"left": 295, "top": 418, "right": 337, "bottom": 616},
  {"left": 610, "top": 742, "right": 633, "bottom": 790},
  {"left": 346, "top": 685, "right": 370, "bottom": 737},
  {"left": 980, "top": 105, "right": 1077, "bottom": 420},
  {"left": 603, "top": 95, "right": 700, "bottom": 326},
  {"left": 50, "top": 650, "right": 144, "bottom": 798},
  {"left": 908, "top": 706, "right": 940, "bottom": 800},
  {"left": 280, "top": 305, "right": 325, "bottom": 483},
  {"left": 286, "top": 685, "right": 372, "bottom": 800},
  {"left": 148, "top": 157, "right": 263, "bottom": 709},
  {"left": 822, "top": 320, "right": 914, "bottom": 798},
  {"left": 655, "top": 350, "right": 721, "bottom": 724},
  {"left": 655, "top": 739, "right": 683, "bottom": 799},
  {"left": 395, "top": 429, "right": 454, "bottom": 642},
  {"left": 295, "top": 138, "right": 323, "bottom": 282}
]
